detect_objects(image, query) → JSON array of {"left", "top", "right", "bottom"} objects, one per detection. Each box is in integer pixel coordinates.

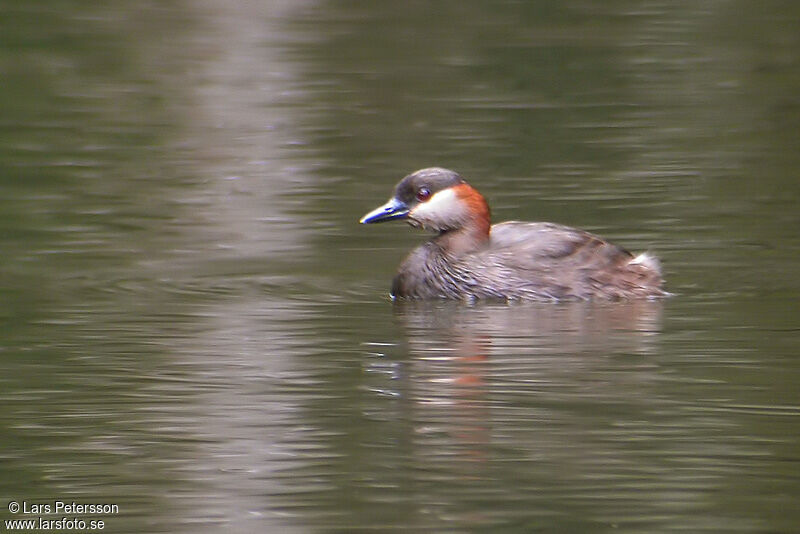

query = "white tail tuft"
[{"left": 630, "top": 252, "right": 661, "bottom": 273}]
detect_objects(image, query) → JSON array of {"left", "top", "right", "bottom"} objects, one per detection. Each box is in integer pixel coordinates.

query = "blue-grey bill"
[{"left": 359, "top": 197, "right": 409, "bottom": 224}]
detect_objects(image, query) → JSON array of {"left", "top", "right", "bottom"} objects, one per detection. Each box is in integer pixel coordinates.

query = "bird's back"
[{"left": 457, "top": 221, "right": 665, "bottom": 300}]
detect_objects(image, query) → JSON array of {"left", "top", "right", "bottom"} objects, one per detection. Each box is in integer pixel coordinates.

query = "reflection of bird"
[{"left": 360, "top": 168, "right": 667, "bottom": 300}]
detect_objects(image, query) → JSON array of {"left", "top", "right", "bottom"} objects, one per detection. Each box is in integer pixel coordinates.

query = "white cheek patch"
[{"left": 409, "top": 188, "right": 468, "bottom": 230}]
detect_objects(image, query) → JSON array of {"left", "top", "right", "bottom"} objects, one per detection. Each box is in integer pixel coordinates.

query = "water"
[{"left": 1, "top": 1, "right": 799, "bottom": 532}]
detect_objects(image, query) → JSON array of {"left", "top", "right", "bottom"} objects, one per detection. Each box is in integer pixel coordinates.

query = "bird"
[{"left": 359, "top": 167, "right": 667, "bottom": 301}]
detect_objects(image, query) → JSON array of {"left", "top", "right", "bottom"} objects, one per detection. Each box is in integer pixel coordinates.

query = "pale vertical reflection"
[
  {"left": 141, "top": 1, "right": 315, "bottom": 532},
  {"left": 165, "top": 0, "right": 316, "bottom": 260}
]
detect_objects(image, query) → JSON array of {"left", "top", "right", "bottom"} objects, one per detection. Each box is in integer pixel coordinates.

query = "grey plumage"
[{"left": 392, "top": 222, "right": 666, "bottom": 300}]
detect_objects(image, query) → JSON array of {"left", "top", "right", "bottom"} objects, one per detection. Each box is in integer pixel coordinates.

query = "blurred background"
[{"left": 1, "top": 1, "right": 799, "bottom": 532}]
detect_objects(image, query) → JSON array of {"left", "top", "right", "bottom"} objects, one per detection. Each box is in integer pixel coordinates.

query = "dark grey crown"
[{"left": 393, "top": 167, "right": 465, "bottom": 206}]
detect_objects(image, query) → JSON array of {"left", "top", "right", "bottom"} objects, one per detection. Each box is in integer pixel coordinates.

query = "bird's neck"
[
  {"left": 424, "top": 184, "right": 492, "bottom": 257},
  {"left": 434, "top": 214, "right": 491, "bottom": 257}
]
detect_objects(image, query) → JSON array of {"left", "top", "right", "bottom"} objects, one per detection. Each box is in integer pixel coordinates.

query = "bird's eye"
[{"left": 416, "top": 187, "right": 431, "bottom": 202}]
